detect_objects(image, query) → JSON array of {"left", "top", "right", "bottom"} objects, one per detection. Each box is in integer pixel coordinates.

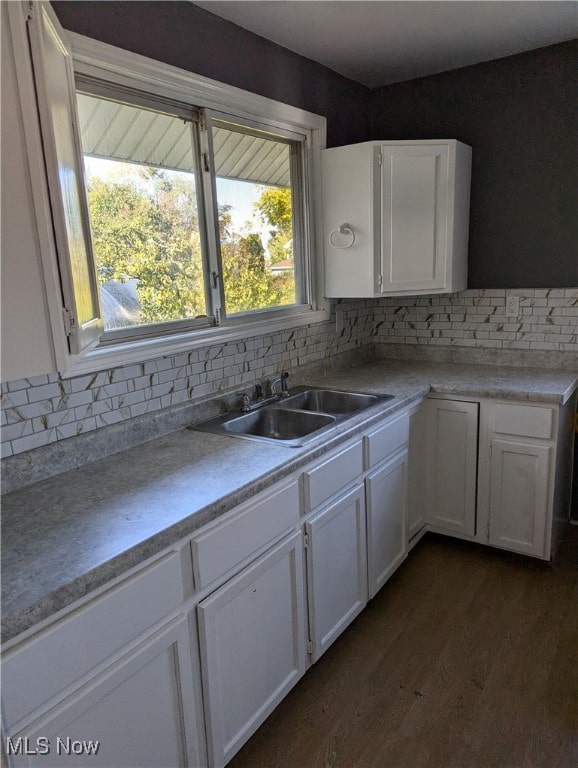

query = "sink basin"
[
  {"left": 221, "top": 408, "right": 335, "bottom": 441},
  {"left": 191, "top": 386, "right": 395, "bottom": 446},
  {"left": 282, "top": 389, "right": 392, "bottom": 415}
]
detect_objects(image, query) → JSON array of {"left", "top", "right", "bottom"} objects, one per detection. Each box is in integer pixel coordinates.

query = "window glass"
[
  {"left": 212, "top": 122, "right": 299, "bottom": 316},
  {"left": 76, "top": 92, "right": 207, "bottom": 332}
]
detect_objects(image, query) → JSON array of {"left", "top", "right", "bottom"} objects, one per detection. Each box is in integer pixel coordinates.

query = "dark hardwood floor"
[{"left": 228, "top": 527, "right": 578, "bottom": 768}]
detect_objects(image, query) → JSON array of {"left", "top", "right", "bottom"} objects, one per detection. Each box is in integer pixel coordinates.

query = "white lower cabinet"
[
  {"left": 366, "top": 450, "right": 408, "bottom": 599},
  {"left": 197, "top": 531, "right": 306, "bottom": 768},
  {"left": 305, "top": 483, "right": 367, "bottom": 662},
  {"left": 423, "top": 395, "right": 576, "bottom": 562},
  {"left": 7, "top": 617, "right": 202, "bottom": 768},
  {"left": 425, "top": 398, "right": 479, "bottom": 536},
  {"left": 487, "top": 439, "right": 551, "bottom": 557},
  {"left": 8, "top": 394, "right": 572, "bottom": 768}
]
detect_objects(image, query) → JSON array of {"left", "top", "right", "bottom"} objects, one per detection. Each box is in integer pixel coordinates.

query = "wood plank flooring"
[{"left": 228, "top": 528, "right": 578, "bottom": 768}]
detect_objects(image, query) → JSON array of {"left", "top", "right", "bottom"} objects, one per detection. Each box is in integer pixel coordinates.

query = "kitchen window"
[{"left": 26, "top": 2, "right": 326, "bottom": 375}]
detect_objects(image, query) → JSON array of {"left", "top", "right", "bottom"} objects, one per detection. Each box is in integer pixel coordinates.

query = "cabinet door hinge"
[
  {"left": 307, "top": 640, "right": 314, "bottom": 655},
  {"left": 303, "top": 532, "right": 309, "bottom": 549},
  {"left": 377, "top": 150, "right": 383, "bottom": 166},
  {"left": 62, "top": 308, "right": 76, "bottom": 336},
  {"left": 486, "top": 523, "right": 490, "bottom": 540},
  {"left": 377, "top": 274, "right": 383, "bottom": 287}
]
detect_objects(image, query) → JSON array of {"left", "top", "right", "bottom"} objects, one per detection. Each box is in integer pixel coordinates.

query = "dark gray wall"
[
  {"left": 371, "top": 41, "right": 578, "bottom": 288},
  {"left": 51, "top": 1, "right": 370, "bottom": 148}
]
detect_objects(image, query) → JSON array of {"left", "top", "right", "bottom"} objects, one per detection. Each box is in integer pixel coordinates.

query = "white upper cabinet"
[{"left": 322, "top": 140, "right": 472, "bottom": 297}]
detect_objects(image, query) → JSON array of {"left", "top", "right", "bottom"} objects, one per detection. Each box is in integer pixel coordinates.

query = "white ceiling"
[{"left": 193, "top": 1, "right": 578, "bottom": 87}]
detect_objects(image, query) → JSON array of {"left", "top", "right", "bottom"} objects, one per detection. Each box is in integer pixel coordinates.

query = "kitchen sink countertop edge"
[{"left": 2, "top": 359, "right": 576, "bottom": 643}]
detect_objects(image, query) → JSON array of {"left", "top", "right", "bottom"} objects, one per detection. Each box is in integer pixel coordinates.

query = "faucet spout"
[{"left": 271, "top": 371, "right": 289, "bottom": 397}]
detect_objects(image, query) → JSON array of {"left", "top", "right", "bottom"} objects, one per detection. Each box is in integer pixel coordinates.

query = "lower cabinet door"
[
  {"left": 425, "top": 398, "right": 479, "bottom": 536},
  {"left": 306, "top": 483, "right": 367, "bottom": 662},
  {"left": 6, "top": 617, "right": 204, "bottom": 768},
  {"left": 197, "top": 531, "right": 306, "bottom": 768},
  {"left": 488, "top": 439, "right": 551, "bottom": 557},
  {"left": 366, "top": 450, "right": 408, "bottom": 599}
]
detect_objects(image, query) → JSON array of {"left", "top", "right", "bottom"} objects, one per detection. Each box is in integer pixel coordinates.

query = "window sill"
[{"left": 61, "top": 306, "right": 330, "bottom": 378}]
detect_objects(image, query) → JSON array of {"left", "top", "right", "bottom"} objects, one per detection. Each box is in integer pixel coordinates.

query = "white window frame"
[{"left": 36, "top": 25, "right": 328, "bottom": 377}]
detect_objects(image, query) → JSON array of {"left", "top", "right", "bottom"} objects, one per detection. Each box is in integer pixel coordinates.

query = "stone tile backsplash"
[
  {"left": 1, "top": 301, "right": 374, "bottom": 458},
  {"left": 1, "top": 289, "right": 576, "bottom": 459},
  {"left": 372, "top": 288, "right": 578, "bottom": 351}
]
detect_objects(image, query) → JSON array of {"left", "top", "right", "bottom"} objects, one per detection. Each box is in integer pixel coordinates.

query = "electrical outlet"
[
  {"left": 335, "top": 309, "right": 344, "bottom": 333},
  {"left": 506, "top": 296, "right": 520, "bottom": 317}
]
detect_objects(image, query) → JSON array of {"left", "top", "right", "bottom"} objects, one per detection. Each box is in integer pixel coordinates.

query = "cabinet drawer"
[
  {"left": 191, "top": 479, "right": 300, "bottom": 590},
  {"left": 302, "top": 440, "right": 363, "bottom": 513},
  {"left": 2, "top": 550, "right": 185, "bottom": 730},
  {"left": 493, "top": 403, "right": 554, "bottom": 440},
  {"left": 364, "top": 412, "right": 409, "bottom": 468}
]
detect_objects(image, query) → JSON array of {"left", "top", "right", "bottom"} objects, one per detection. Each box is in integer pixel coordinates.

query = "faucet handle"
[
  {"left": 236, "top": 391, "right": 251, "bottom": 411},
  {"left": 254, "top": 382, "right": 263, "bottom": 399}
]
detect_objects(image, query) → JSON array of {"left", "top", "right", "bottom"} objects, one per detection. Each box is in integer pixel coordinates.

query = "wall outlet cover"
[{"left": 506, "top": 296, "right": 520, "bottom": 317}]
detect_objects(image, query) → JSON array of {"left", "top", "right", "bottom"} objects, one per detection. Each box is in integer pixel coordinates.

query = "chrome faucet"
[
  {"left": 236, "top": 378, "right": 285, "bottom": 412},
  {"left": 271, "top": 371, "right": 289, "bottom": 397}
]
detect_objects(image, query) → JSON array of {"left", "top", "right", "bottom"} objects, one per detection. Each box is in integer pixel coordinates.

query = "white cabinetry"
[
  {"left": 425, "top": 398, "right": 479, "bottom": 537},
  {"left": 8, "top": 618, "right": 198, "bottom": 768},
  {"left": 322, "top": 140, "right": 471, "bottom": 298},
  {"left": 487, "top": 439, "right": 550, "bottom": 557},
  {"left": 305, "top": 484, "right": 367, "bottom": 661},
  {"left": 363, "top": 412, "right": 409, "bottom": 598},
  {"left": 425, "top": 395, "right": 577, "bottom": 562},
  {"left": 480, "top": 401, "right": 568, "bottom": 560},
  {"left": 197, "top": 531, "right": 306, "bottom": 768},
  {"left": 366, "top": 452, "right": 408, "bottom": 598},
  {"left": 2, "top": 550, "right": 205, "bottom": 768}
]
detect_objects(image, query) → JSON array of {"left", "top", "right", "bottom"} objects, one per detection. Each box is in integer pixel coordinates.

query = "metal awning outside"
[{"left": 76, "top": 93, "right": 291, "bottom": 187}]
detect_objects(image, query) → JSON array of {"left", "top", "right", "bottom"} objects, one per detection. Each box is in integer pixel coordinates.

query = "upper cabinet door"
[
  {"left": 380, "top": 145, "right": 448, "bottom": 293},
  {"left": 26, "top": 2, "right": 103, "bottom": 355},
  {"left": 322, "top": 140, "right": 471, "bottom": 299}
]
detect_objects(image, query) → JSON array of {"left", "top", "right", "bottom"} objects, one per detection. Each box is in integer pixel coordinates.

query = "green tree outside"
[
  {"left": 254, "top": 187, "right": 294, "bottom": 265},
  {"left": 87, "top": 166, "right": 296, "bottom": 327}
]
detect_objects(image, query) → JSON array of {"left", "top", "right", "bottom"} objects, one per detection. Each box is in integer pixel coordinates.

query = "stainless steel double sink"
[{"left": 192, "top": 387, "right": 394, "bottom": 447}]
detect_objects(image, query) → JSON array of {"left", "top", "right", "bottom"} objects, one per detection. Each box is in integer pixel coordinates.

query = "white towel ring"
[{"left": 329, "top": 223, "right": 356, "bottom": 249}]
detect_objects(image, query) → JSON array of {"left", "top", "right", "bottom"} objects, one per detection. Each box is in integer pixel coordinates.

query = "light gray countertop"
[{"left": 2, "top": 359, "right": 576, "bottom": 643}]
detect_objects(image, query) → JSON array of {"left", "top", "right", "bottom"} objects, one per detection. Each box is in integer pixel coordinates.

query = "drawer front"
[
  {"left": 493, "top": 403, "right": 554, "bottom": 440},
  {"left": 2, "top": 550, "right": 185, "bottom": 730},
  {"left": 364, "top": 412, "right": 409, "bottom": 469},
  {"left": 302, "top": 440, "right": 363, "bottom": 513},
  {"left": 191, "top": 479, "right": 300, "bottom": 590}
]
